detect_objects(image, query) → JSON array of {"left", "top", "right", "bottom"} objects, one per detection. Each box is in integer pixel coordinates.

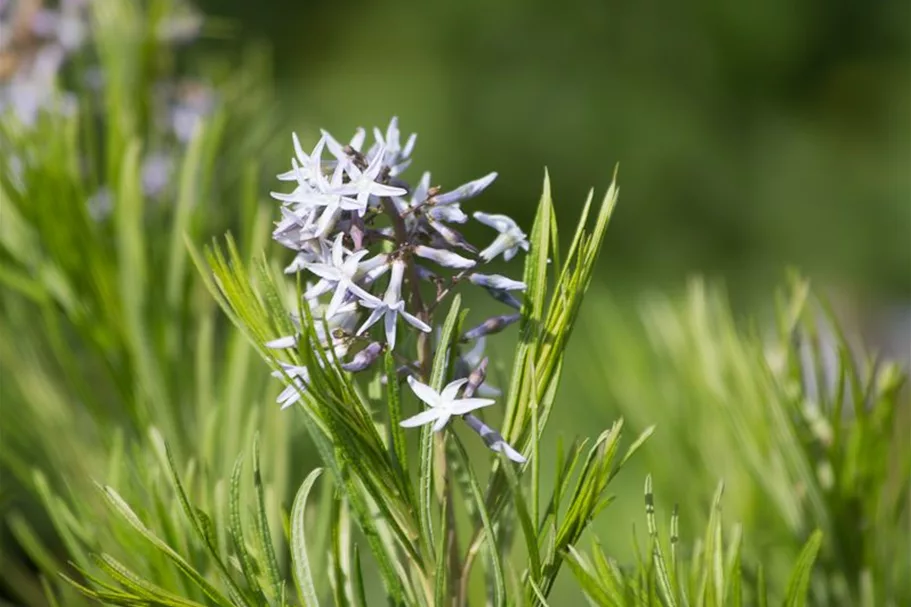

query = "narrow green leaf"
[
  {"left": 644, "top": 475, "right": 677, "bottom": 607},
  {"left": 783, "top": 530, "right": 823, "bottom": 607},
  {"left": 291, "top": 468, "right": 324, "bottom": 607},
  {"left": 726, "top": 525, "right": 743, "bottom": 607},
  {"left": 385, "top": 350, "right": 411, "bottom": 495},
  {"left": 351, "top": 545, "right": 369, "bottom": 607},
  {"left": 253, "top": 435, "right": 284, "bottom": 601},
  {"left": 97, "top": 485, "right": 235, "bottom": 607},
  {"left": 501, "top": 454, "right": 541, "bottom": 582},
  {"left": 452, "top": 435, "right": 506, "bottom": 607},
  {"left": 564, "top": 546, "right": 611, "bottom": 606},
  {"left": 229, "top": 456, "right": 264, "bottom": 599}
]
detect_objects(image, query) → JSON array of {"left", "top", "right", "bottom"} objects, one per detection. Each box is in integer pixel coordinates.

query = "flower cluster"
[{"left": 267, "top": 118, "right": 529, "bottom": 462}]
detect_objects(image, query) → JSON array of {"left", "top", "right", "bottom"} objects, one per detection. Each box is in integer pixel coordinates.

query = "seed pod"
[
  {"left": 341, "top": 342, "right": 384, "bottom": 372},
  {"left": 461, "top": 313, "right": 521, "bottom": 342}
]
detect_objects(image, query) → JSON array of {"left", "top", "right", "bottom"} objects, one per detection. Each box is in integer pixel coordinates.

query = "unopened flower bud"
[
  {"left": 462, "top": 357, "right": 489, "bottom": 398},
  {"left": 414, "top": 245, "right": 476, "bottom": 269},
  {"left": 433, "top": 172, "right": 498, "bottom": 205},
  {"left": 341, "top": 342, "right": 384, "bottom": 372},
  {"left": 468, "top": 273, "right": 526, "bottom": 291},
  {"left": 429, "top": 204, "right": 468, "bottom": 224},
  {"left": 462, "top": 413, "right": 526, "bottom": 463},
  {"left": 483, "top": 287, "right": 522, "bottom": 310},
  {"left": 415, "top": 265, "right": 438, "bottom": 282},
  {"left": 461, "top": 313, "right": 521, "bottom": 342},
  {"left": 428, "top": 219, "right": 477, "bottom": 254}
]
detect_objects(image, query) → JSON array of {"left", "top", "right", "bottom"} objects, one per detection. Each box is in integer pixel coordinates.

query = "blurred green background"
[{"left": 204, "top": 0, "right": 909, "bottom": 304}]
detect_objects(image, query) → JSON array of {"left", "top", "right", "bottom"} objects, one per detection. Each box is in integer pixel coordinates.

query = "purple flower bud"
[
  {"left": 414, "top": 265, "right": 438, "bottom": 282},
  {"left": 341, "top": 342, "right": 384, "bottom": 372},
  {"left": 414, "top": 245, "right": 476, "bottom": 269},
  {"left": 461, "top": 313, "right": 521, "bottom": 342},
  {"left": 483, "top": 287, "right": 522, "bottom": 310},
  {"left": 433, "top": 172, "right": 498, "bottom": 205},
  {"left": 468, "top": 273, "right": 526, "bottom": 291},
  {"left": 462, "top": 414, "right": 526, "bottom": 463},
  {"left": 428, "top": 219, "right": 478, "bottom": 254}
]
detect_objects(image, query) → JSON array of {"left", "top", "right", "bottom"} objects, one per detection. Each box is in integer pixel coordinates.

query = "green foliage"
[
  {"left": 565, "top": 477, "right": 825, "bottom": 606},
  {"left": 574, "top": 278, "right": 910, "bottom": 604},
  {"left": 1, "top": 3, "right": 904, "bottom": 607}
]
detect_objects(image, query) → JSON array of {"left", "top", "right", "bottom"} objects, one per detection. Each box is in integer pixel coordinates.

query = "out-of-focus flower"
[{"left": 141, "top": 152, "right": 174, "bottom": 199}]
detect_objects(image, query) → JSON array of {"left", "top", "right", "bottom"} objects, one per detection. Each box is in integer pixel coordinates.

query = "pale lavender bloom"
[
  {"left": 284, "top": 246, "right": 322, "bottom": 275},
  {"left": 474, "top": 212, "right": 530, "bottom": 262},
  {"left": 413, "top": 245, "right": 476, "bottom": 269},
  {"left": 276, "top": 133, "right": 330, "bottom": 183},
  {"left": 400, "top": 377, "right": 495, "bottom": 432},
  {"left": 171, "top": 84, "right": 216, "bottom": 143},
  {"left": 392, "top": 171, "right": 431, "bottom": 220},
  {"left": 320, "top": 127, "right": 367, "bottom": 163},
  {"left": 272, "top": 362, "right": 310, "bottom": 409},
  {"left": 356, "top": 260, "right": 430, "bottom": 349},
  {"left": 367, "top": 117, "right": 416, "bottom": 176},
  {"left": 468, "top": 273, "right": 526, "bottom": 291},
  {"left": 273, "top": 153, "right": 364, "bottom": 222},
  {"left": 141, "top": 152, "right": 173, "bottom": 199},
  {"left": 331, "top": 145, "right": 406, "bottom": 210},
  {"left": 303, "top": 234, "right": 372, "bottom": 319},
  {"left": 434, "top": 172, "right": 497, "bottom": 205},
  {"left": 341, "top": 342, "right": 383, "bottom": 372},
  {"left": 429, "top": 204, "right": 468, "bottom": 224},
  {"left": 87, "top": 187, "right": 113, "bottom": 222}
]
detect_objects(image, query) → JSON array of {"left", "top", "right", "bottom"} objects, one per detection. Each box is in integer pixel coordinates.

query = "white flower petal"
[
  {"left": 384, "top": 309, "right": 398, "bottom": 349},
  {"left": 400, "top": 310, "right": 432, "bottom": 333},
  {"left": 400, "top": 409, "right": 442, "bottom": 428},
  {"left": 265, "top": 335, "right": 298, "bottom": 349},
  {"left": 431, "top": 413, "right": 452, "bottom": 432},
  {"left": 473, "top": 211, "right": 516, "bottom": 233},
  {"left": 441, "top": 378, "right": 469, "bottom": 402},
  {"left": 407, "top": 375, "right": 441, "bottom": 408},
  {"left": 450, "top": 397, "right": 496, "bottom": 415}
]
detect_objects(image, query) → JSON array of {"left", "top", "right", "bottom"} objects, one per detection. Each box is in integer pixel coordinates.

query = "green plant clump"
[{"left": 1, "top": 2, "right": 906, "bottom": 607}]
